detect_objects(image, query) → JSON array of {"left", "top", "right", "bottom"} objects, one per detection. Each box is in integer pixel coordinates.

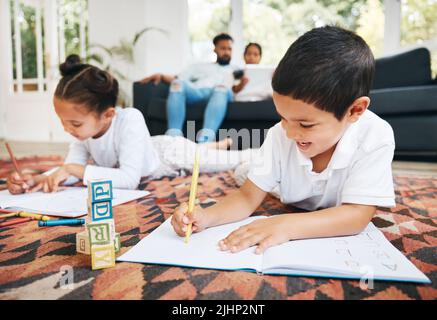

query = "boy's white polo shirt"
[{"left": 247, "top": 110, "right": 396, "bottom": 211}]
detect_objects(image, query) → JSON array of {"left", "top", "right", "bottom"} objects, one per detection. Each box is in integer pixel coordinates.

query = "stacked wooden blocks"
[{"left": 75, "top": 179, "right": 120, "bottom": 270}]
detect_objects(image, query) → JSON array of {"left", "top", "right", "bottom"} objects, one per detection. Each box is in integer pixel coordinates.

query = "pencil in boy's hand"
[
  {"left": 185, "top": 149, "right": 200, "bottom": 244},
  {"left": 5, "top": 142, "right": 23, "bottom": 179}
]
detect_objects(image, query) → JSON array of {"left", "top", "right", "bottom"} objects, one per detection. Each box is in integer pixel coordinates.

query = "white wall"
[
  {"left": 0, "top": 0, "right": 189, "bottom": 142},
  {"left": 88, "top": 0, "right": 189, "bottom": 84}
]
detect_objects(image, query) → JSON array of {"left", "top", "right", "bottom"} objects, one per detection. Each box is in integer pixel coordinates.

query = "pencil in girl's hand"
[
  {"left": 5, "top": 142, "right": 23, "bottom": 179},
  {"left": 185, "top": 149, "right": 200, "bottom": 244}
]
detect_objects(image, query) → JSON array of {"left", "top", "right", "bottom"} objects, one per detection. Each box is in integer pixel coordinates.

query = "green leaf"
[{"left": 133, "top": 26, "right": 168, "bottom": 46}]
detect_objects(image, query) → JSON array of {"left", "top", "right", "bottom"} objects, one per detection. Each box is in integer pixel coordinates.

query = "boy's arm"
[
  {"left": 285, "top": 203, "right": 376, "bottom": 239},
  {"left": 221, "top": 203, "right": 376, "bottom": 254},
  {"left": 204, "top": 179, "right": 267, "bottom": 227},
  {"left": 172, "top": 179, "right": 267, "bottom": 237}
]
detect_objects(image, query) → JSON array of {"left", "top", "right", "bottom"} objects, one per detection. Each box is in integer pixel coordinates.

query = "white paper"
[
  {"left": 234, "top": 65, "right": 275, "bottom": 102},
  {"left": 118, "top": 216, "right": 430, "bottom": 283},
  {"left": 262, "top": 223, "right": 430, "bottom": 283},
  {"left": 0, "top": 187, "right": 150, "bottom": 218},
  {"left": 117, "top": 216, "right": 265, "bottom": 272}
]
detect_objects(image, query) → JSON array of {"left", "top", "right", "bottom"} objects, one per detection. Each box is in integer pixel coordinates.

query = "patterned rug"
[{"left": 0, "top": 156, "right": 435, "bottom": 300}]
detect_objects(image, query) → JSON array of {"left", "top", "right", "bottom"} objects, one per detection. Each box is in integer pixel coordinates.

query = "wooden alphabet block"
[
  {"left": 76, "top": 231, "right": 120, "bottom": 255},
  {"left": 88, "top": 179, "right": 113, "bottom": 203},
  {"left": 87, "top": 220, "right": 114, "bottom": 246},
  {"left": 114, "top": 233, "right": 120, "bottom": 253},
  {"left": 91, "top": 244, "right": 115, "bottom": 270},
  {"left": 76, "top": 231, "right": 90, "bottom": 254},
  {"left": 90, "top": 200, "right": 113, "bottom": 221}
]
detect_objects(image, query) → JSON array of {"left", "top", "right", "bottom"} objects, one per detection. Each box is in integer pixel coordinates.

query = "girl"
[
  {"left": 243, "top": 42, "right": 262, "bottom": 65},
  {"left": 232, "top": 43, "right": 263, "bottom": 95},
  {"left": 7, "top": 55, "right": 255, "bottom": 194}
]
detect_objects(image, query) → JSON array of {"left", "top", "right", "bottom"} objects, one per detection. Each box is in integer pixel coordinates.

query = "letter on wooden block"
[
  {"left": 76, "top": 231, "right": 119, "bottom": 256},
  {"left": 88, "top": 179, "right": 113, "bottom": 203},
  {"left": 87, "top": 221, "right": 114, "bottom": 246},
  {"left": 76, "top": 231, "right": 90, "bottom": 254},
  {"left": 114, "top": 233, "right": 120, "bottom": 253},
  {"left": 91, "top": 200, "right": 113, "bottom": 221},
  {"left": 91, "top": 245, "right": 115, "bottom": 270}
]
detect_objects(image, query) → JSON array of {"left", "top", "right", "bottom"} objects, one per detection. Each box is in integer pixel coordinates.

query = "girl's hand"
[
  {"left": 7, "top": 172, "right": 45, "bottom": 194},
  {"left": 40, "top": 166, "right": 71, "bottom": 193},
  {"left": 219, "top": 215, "right": 295, "bottom": 254},
  {"left": 171, "top": 202, "right": 212, "bottom": 237},
  {"left": 35, "top": 164, "right": 84, "bottom": 193}
]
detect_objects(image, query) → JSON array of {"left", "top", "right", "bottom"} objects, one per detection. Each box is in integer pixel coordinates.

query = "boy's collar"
[{"left": 329, "top": 124, "right": 359, "bottom": 170}]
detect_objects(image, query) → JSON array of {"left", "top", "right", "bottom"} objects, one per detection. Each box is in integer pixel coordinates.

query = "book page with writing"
[
  {"left": 0, "top": 187, "right": 150, "bottom": 218},
  {"left": 261, "top": 222, "right": 430, "bottom": 283},
  {"left": 117, "top": 216, "right": 266, "bottom": 272}
]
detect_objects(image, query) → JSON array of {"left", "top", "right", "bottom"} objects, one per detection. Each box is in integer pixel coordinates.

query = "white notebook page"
[
  {"left": 117, "top": 216, "right": 265, "bottom": 272},
  {"left": 0, "top": 187, "right": 150, "bottom": 218}
]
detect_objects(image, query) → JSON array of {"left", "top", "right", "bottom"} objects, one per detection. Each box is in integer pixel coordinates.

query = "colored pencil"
[
  {"left": 185, "top": 149, "right": 200, "bottom": 244},
  {"left": 0, "top": 217, "right": 32, "bottom": 228},
  {"left": 0, "top": 212, "right": 19, "bottom": 219},
  {"left": 5, "top": 142, "right": 23, "bottom": 179}
]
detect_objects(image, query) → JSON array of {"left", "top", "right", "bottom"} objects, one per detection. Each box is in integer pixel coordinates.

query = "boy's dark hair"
[
  {"left": 55, "top": 54, "right": 119, "bottom": 114},
  {"left": 244, "top": 42, "right": 262, "bottom": 56},
  {"left": 213, "top": 33, "right": 233, "bottom": 46},
  {"left": 272, "top": 26, "right": 375, "bottom": 120}
]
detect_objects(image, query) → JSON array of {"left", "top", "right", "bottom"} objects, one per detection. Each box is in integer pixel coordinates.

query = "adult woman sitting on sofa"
[{"left": 233, "top": 43, "right": 274, "bottom": 102}]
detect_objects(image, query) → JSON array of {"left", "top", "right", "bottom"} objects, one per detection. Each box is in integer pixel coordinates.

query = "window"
[
  {"left": 8, "top": 0, "right": 88, "bottom": 93},
  {"left": 242, "top": 0, "right": 385, "bottom": 66},
  {"left": 188, "top": 0, "right": 231, "bottom": 63},
  {"left": 401, "top": 0, "right": 437, "bottom": 77}
]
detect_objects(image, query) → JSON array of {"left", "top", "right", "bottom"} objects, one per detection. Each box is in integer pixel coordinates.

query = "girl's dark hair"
[
  {"left": 55, "top": 54, "right": 119, "bottom": 114},
  {"left": 244, "top": 42, "right": 262, "bottom": 56},
  {"left": 272, "top": 26, "right": 375, "bottom": 120}
]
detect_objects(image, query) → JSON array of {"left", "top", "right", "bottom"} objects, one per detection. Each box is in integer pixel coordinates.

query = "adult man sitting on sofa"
[{"left": 140, "top": 33, "right": 237, "bottom": 143}]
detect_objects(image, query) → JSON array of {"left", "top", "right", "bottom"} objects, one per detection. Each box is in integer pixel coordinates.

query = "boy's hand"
[
  {"left": 218, "top": 215, "right": 294, "bottom": 254},
  {"left": 171, "top": 202, "right": 211, "bottom": 237}
]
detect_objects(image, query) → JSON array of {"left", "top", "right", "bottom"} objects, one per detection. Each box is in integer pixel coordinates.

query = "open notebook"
[
  {"left": 0, "top": 187, "right": 150, "bottom": 218},
  {"left": 117, "top": 216, "right": 430, "bottom": 284}
]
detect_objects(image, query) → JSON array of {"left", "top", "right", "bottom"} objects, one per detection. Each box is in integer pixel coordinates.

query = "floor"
[{"left": 1, "top": 140, "right": 437, "bottom": 177}]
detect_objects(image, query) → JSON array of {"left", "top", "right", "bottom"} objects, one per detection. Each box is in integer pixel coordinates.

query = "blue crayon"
[{"left": 38, "top": 219, "right": 85, "bottom": 227}]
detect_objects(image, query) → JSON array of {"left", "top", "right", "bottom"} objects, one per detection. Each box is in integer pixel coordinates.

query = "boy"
[{"left": 171, "top": 26, "right": 395, "bottom": 255}]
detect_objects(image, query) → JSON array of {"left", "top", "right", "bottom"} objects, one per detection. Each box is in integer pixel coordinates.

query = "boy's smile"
[{"left": 272, "top": 91, "right": 368, "bottom": 170}]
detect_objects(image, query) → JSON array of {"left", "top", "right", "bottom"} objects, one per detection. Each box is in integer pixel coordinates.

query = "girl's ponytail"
[{"left": 55, "top": 54, "right": 119, "bottom": 114}]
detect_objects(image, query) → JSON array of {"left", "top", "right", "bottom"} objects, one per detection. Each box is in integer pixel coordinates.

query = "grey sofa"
[{"left": 133, "top": 47, "right": 437, "bottom": 158}]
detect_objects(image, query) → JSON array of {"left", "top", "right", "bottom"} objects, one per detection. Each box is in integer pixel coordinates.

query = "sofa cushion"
[
  {"left": 372, "top": 48, "right": 432, "bottom": 89},
  {"left": 369, "top": 85, "right": 437, "bottom": 115},
  {"left": 147, "top": 98, "right": 279, "bottom": 122}
]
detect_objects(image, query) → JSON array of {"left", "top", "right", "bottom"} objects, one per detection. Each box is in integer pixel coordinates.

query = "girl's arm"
[{"left": 82, "top": 110, "right": 159, "bottom": 189}]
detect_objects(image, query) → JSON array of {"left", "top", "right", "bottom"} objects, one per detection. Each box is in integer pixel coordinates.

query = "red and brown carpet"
[{"left": 0, "top": 156, "right": 435, "bottom": 300}]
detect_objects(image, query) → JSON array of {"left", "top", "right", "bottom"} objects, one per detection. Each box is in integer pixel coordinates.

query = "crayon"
[
  {"left": 38, "top": 219, "right": 85, "bottom": 227},
  {"left": 18, "top": 212, "right": 50, "bottom": 221}
]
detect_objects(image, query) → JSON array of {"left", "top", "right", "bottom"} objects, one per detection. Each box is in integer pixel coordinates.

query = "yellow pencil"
[
  {"left": 18, "top": 212, "right": 51, "bottom": 221},
  {"left": 0, "top": 212, "right": 19, "bottom": 219},
  {"left": 185, "top": 149, "right": 200, "bottom": 244}
]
